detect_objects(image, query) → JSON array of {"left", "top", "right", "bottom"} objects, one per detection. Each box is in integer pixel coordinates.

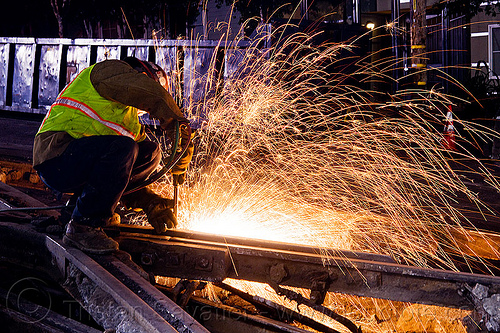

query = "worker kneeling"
[{"left": 33, "top": 57, "right": 193, "bottom": 254}]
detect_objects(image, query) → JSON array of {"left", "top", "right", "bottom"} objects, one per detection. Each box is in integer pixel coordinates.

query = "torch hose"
[{"left": 123, "top": 120, "right": 192, "bottom": 195}]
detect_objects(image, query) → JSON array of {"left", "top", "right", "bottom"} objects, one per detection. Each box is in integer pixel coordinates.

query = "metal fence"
[{"left": 0, "top": 37, "right": 251, "bottom": 119}]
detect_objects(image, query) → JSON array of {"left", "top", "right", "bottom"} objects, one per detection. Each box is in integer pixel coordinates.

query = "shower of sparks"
[
  {"left": 144, "top": 19, "right": 500, "bottom": 332},
  {"left": 149, "top": 22, "right": 500, "bottom": 273}
]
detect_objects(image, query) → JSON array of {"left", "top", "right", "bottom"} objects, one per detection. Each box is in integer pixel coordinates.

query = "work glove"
[
  {"left": 170, "top": 123, "right": 194, "bottom": 185},
  {"left": 121, "top": 187, "right": 177, "bottom": 233},
  {"left": 144, "top": 197, "right": 177, "bottom": 233}
]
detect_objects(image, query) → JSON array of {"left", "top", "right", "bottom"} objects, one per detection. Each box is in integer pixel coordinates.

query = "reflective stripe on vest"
[
  {"left": 37, "top": 64, "right": 143, "bottom": 141},
  {"left": 52, "top": 97, "right": 136, "bottom": 139}
]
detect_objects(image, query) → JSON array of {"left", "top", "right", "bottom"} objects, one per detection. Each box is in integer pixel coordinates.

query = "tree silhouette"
[
  {"left": 433, "top": 0, "right": 500, "bottom": 19},
  {"left": 34, "top": 0, "right": 202, "bottom": 38},
  {"left": 215, "top": 0, "right": 301, "bottom": 35}
]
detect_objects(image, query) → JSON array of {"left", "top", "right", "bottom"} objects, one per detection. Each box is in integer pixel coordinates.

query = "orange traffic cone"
[{"left": 443, "top": 105, "right": 456, "bottom": 151}]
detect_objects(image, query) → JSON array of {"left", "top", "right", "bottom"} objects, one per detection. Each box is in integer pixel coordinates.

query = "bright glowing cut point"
[
  {"left": 176, "top": 179, "right": 359, "bottom": 249},
  {"left": 187, "top": 210, "right": 290, "bottom": 242}
]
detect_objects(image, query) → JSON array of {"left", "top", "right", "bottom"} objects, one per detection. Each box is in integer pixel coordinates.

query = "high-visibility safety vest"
[{"left": 38, "top": 64, "right": 143, "bottom": 141}]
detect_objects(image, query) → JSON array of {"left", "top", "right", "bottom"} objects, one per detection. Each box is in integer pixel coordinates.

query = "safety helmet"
[{"left": 123, "top": 56, "right": 168, "bottom": 89}]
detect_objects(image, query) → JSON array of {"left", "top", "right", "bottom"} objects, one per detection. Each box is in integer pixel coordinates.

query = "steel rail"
[
  {"left": 114, "top": 225, "right": 500, "bottom": 310},
  {"left": 116, "top": 225, "right": 396, "bottom": 263}
]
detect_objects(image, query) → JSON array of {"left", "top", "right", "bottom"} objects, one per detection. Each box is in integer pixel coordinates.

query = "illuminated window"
[{"left": 489, "top": 24, "right": 500, "bottom": 79}]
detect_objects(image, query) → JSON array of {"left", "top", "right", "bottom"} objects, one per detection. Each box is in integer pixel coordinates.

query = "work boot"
[{"left": 63, "top": 220, "right": 119, "bottom": 254}]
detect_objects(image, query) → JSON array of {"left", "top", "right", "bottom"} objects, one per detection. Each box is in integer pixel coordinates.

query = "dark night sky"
[{"left": 0, "top": 1, "right": 58, "bottom": 37}]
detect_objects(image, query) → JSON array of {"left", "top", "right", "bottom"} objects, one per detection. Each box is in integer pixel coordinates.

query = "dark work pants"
[{"left": 35, "top": 136, "right": 161, "bottom": 227}]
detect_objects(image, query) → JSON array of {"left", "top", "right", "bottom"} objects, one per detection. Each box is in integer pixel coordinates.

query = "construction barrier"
[
  {"left": 443, "top": 105, "right": 456, "bottom": 151},
  {"left": 0, "top": 37, "right": 252, "bottom": 121}
]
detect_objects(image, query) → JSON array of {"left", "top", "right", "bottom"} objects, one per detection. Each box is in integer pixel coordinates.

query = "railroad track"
[{"left": 1, "top": 182, "right": 500, "bottom": 332}]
